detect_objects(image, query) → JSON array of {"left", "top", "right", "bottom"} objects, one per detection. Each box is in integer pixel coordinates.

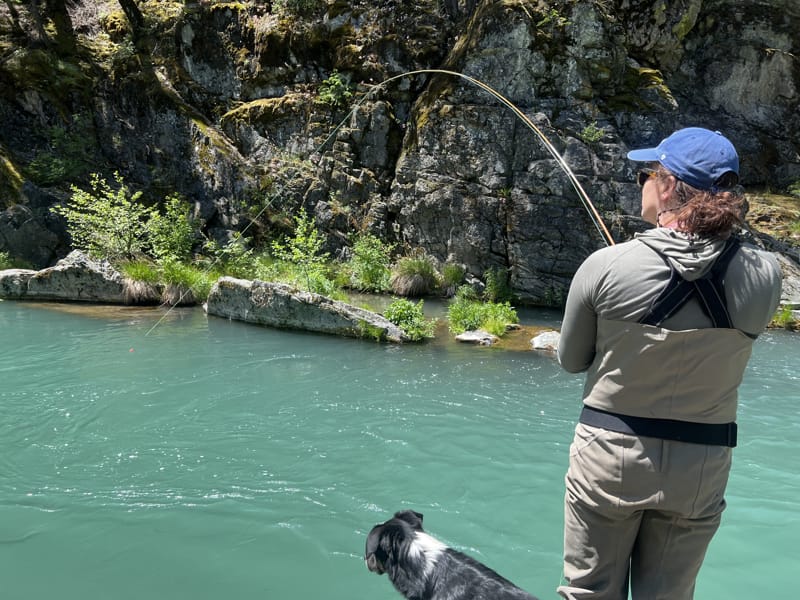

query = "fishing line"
[{"left": 144, "top": 68, "right": 614, "bottom": 336}]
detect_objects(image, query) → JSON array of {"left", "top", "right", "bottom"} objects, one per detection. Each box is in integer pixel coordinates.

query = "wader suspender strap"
[
  {"left": 638, "top": 238, "right": 741, "bottom": 328},
  {"left": 580, "top": 238, "right": 743, "bottom": 448}
]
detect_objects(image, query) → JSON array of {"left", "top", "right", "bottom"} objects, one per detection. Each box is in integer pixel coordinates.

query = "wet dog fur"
[{"left": 365, "top": 510, "right": 539, "bottom": 600}]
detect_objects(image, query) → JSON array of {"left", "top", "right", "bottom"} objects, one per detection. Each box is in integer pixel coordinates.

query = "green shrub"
[
  {"left": 147, "top": 194, "right": 196, "bottom": 262},
  {"left": 483, "top": 266, "right": 513, "bottom": 303},
  {"left": 260, "top": 243, "right": 344, "bottom": 298},
  {"left": 0, "top": 251, "right": 12, "bottom": 270},
  {"left": 580, "top": 121, "right": 604, "bottom": 145},
  {"left": 391, "top": 251, "right": 440, "bottom": 296},
  {"left": 204, "top": 236, "right": 255, "bottom": 279},
  {"left": 54, "top": 173, "right": 201, "bottom": 265},
  {"left": 317, "top": 70, "right": 353, "bottom": 108},
  {"left": 447, "top": 285, "right": 518, "bottom": 336},
  {"left": 384, "top": 298, "right": 436, "bottom": 341},
  {"left": 771, "top": 305, "right": 797, "bottom": 330},
  {"left": 271, "top": 207, "right": 334, "bottom": 294},
  {"left": 349, "top": 233, "right": 393, "bottom": 292},
  {"left": 53, "top": 172, "right": 153, "bottom": 260}
]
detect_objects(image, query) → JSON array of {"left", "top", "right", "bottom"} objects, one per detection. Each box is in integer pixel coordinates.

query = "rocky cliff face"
[{"left": 0, "top": 0, "right": 798, "bottom": 304}]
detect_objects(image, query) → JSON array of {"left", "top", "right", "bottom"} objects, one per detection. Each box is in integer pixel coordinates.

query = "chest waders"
[{"left": 580, "top": 238, "right": 742, "bottom": 447}]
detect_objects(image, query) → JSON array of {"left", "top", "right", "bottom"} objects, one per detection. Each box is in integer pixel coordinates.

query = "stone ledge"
[{"left": 204, "top": 276, "right": 410, "bottom": 343}]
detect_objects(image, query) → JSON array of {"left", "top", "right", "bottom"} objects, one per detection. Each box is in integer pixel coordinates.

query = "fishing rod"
[{"left": 145, "top": 68, "right": 615, "bottom": 335}]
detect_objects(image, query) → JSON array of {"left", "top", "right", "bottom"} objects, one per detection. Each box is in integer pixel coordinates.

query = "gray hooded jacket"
[{"left": 558, "top": 228, "right": 782, "bottom": 424}]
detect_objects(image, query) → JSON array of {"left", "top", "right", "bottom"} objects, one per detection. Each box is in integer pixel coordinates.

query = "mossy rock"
[
  {"left": 100, "top": 10, "right": 130, "bottom": 42},
  {"left": 221, "top": 94, "right": 312, "bottom": 127},
  {"left": 0, "top": 150, "right": 24, "bottom": 202}
]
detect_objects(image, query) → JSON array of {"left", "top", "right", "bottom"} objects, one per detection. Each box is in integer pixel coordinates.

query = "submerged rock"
[{"left": 204, "top": 277, "right": 410, "bottom": 342}]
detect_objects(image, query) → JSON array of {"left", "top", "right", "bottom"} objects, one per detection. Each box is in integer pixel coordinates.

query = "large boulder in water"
[
  {"left": 0, "top": 250, "right": 126, "bottom": 302},
  {"left": 205, "top": 277, "right": 410, "bottom": 342}
]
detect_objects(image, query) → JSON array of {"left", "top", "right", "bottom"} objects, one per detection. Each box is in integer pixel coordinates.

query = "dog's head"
[{"left": 365, "top": 510, "right": 425, "bottom": 575}]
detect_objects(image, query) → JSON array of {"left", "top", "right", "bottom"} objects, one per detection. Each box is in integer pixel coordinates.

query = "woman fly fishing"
[{"left": 556, "top": 127, "right": 782, "bottom": 599}]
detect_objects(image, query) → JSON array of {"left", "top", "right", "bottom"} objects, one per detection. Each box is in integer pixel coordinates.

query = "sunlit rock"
[
  {"left": 0, "top": 250, "right": 125, "bottom": 302},
  {"left": 531, "top": 330, "right": 560, "bottom": 353},
  {"left": 205, "top": 277, "right": 410, "bottom": 343},
  {"left": 455, "top": 330, "right": 498, "bottom": 346}
]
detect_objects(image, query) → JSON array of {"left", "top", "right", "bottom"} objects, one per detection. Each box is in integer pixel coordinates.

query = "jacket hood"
[{"left": 635, "top": 228, "right": 728, "bottom": 281}]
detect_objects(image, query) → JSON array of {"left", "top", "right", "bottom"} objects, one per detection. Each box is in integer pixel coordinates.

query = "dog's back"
[
  {"left": 426, "top": 547, "right": 539, "bottom": 600},
  {"left": 365, "top": 510, "right": 539, "bottom": 600}
]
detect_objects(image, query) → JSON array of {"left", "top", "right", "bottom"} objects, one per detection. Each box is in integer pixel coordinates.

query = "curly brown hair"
[{"left": 656, "top": 167, "right": 745, "bottom": 238}]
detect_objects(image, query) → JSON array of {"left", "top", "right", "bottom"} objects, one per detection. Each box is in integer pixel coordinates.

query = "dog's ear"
[
  {"left": 365, "top": 524, "right": 388, "bottom": 575},
  {"left": 394, "top": 509, "right": 424, "bottom": 530}
]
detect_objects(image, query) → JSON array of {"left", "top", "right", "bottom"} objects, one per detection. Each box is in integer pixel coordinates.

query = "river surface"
[{"left": 1, "top": 300, "right": 797, "bottom": 599}]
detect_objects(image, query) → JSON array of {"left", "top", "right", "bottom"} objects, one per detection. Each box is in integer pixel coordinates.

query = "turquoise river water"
[{"left": 0, "top": 299, "right": 797, "bottom": 599}]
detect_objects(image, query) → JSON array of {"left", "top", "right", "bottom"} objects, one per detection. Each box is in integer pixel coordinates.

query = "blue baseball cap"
[{"left": 627, "top": 127, "right": 739, "bottom": 190}]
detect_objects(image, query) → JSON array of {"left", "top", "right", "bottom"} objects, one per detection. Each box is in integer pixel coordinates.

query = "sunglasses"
[{"left": 637, "top": 169, "right": 657, "bottom": 186}]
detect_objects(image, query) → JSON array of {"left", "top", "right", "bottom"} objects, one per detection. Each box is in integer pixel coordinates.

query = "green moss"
[
  {"left": 140, "top": 0, "right": 184, "bottom": 27},
  {"left": 356, "top": 320, "right": 387, "bottom": 342},
  {"left": 671, "top": 3, "right": 700, "bottom": 40},
  {"left": 5, "top": 49, "right": 92, "bottom": 97},
  {"left": 606, "top": 64, "right": 675, "bottom": 111},
  {"left": 637, "top": 67, "right": 676, "bottom": 103},
  {"left": 100, "top": 10, "right": 130, "bottom": 41},
  {"left": 190, "top": 117, "right": 236, "bottom": 171},
  {"left": 220, "top": 94, "right": 309, "bottom": 127},
  {"left": 207, "top": 2, "right": 248, "bottom": 11},
  {"left": 0, "top": 150, "right": 24, "bottom": 200}
]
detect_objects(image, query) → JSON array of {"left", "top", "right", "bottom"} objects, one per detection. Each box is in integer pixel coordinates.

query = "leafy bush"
[
  {"left": 447, "top": 285, "right": 518, "bottom": 336},
  {"left": 203, "top": 236, "right": 255, "bottom": 279},
  {"left": 53, "top": 173, "right": 198, "bottom": 264},
  {"left": 52, "top": 172, "right": 152, "bottom": 260},
  {"left": 147, "top": 194, "right": 196, "bottom": 262},
  {"left": 483, "top": 266, "right": 513, "bottom": 303},
  {"left": 317, "top": 70, "right": 353, "bottom": 108},
  {"left": 384, "top": 298, "right": 436, "bottom": 341},
  {"left": 349, "top": 233, "right": 393, "bottom": 292},
  {"left": 0, "top": 251, "right": 12, "bottom": 270},
  {"left": 271, "top": 207, "right": 337, "bottom": 295}
]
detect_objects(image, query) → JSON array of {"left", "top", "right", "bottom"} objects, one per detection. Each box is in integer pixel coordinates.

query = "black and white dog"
[{"left": 365, "top": 510, "right": 540, "bottom": 600}]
